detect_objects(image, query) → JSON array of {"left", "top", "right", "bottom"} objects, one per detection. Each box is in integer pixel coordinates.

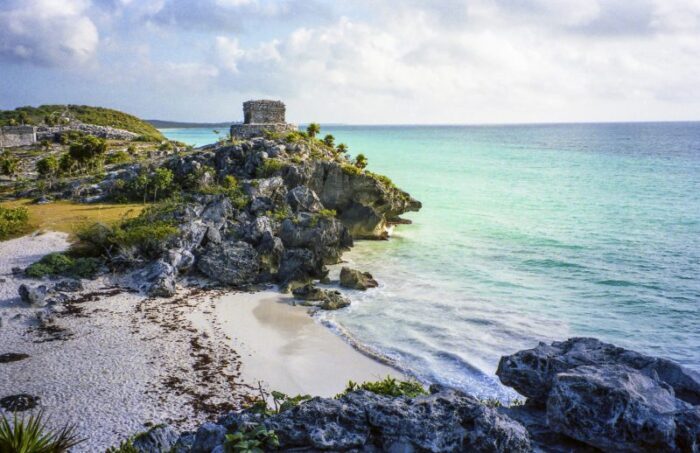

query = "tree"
[
  {"left": 36, "top": 156, "right": 59, "bottom": 179},
  {"left": 354, "top": 153, "right": 368, "bottom": 169},
  {"left": 306, "top": 123, "right": 320, "bottom": 138},
  {"left": 336, "top": 143, "right": 348, "bottom": 154},
  {"left": 323, "top": 134, "right": 335, "bottom": 148},
  {"left": 69, "top": 136, "right": 107, "bottom": 171},
  {"left": 0, "top": 151, "right": 19, "bottom": 177},
  {"left": 152, "top": 168, "right": 173, "bottom": 202},
  {"left": 59, "top": 153, "right": 76, "bottom": 176}
]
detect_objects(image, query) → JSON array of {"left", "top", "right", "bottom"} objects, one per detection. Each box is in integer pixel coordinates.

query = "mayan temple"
[{"left": 230, "top": 99, "right": 297, "bottom": 139}]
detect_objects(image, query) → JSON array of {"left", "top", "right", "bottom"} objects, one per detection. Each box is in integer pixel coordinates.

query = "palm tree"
[
  {"left": 336, "top": 143, "right": 348, "bottom": 154},
  {"left": 306, "top": 123, "right": 320, "bottom": 138}
]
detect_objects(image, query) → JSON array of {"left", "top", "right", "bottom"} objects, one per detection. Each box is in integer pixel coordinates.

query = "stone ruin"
[
  {"left": 0, "top": 126, "right": 37, "bottom": 148},
  {"left": 230, "top": 100, "right": 297, "bottom": 139}
]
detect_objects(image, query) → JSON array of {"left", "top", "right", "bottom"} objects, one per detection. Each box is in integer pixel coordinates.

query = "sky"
[{"left": 1, "top": 0, "right": 700, "bottom": 124}]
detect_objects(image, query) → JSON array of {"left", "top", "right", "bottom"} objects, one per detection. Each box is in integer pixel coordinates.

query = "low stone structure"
[
  {"left": 230, "top": 100, "right": 297, "bottom": 139},
  {"left": 0, "top": 126, "right": 36, "bottom": 147}
]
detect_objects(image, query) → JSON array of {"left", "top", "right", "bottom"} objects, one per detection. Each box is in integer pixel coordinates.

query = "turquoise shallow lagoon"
[{"left": 163, "top": 123, "right": 700, "bottom": 400}]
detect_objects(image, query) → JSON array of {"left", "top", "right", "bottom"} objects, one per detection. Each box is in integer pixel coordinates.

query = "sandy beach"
[{"left": 0, "top": 232, "right": 402, "bottom": 451}]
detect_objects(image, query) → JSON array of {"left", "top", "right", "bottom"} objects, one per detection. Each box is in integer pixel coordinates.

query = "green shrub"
[
  {"left": 263, "top": 130, "right": 283, "bottom": 140},
  {"left": 69, "top": 135, "right": 107, "bottom": 163},
  {"left": 256, "top": 159, "right": 285, "bottom": 178},
  {"left": 341, "top": 164, "right": 362, "bottom": 176},
  {"left": 25, "top": 252, "right": 101, "bottom": 278},
  {"left": 336, "top": 143, "right": 348, "bottom": 154},
  {"left": 0, "top": 206, "right": 29, "bottom": 240},
  {"left": 224, "top": 424, "right": 279, "bottom": 452},
  {"left": 0, "top": 151, "right": 20, "bottom": 176},
  {"left": 266, "top": 207, "right": 291, "bottom": 222},
  {"left": 158, "top": 141, "right": 173, "bottom": 152},
  {"left": 36, "top": 156, "right": 59, "bottom": 177},
  {"left": 322, "top": 134, "right": 335, "bottom": 147},
  {"left": 366, "top": 171, "right": 395, "bottom": 188},
  {"left": 59, "top": 130, "right": 86, "bottom": 145},
  {"left": 337, "top": 376, "right": 427, "bottom": 398},
  {"left": 106, "top": 150, "right": 131, "bottom": 165},
  {"left": 306, "top": 123, "right": 320, "bottom": 138},
  {"left": 0, "top": 411, "right": 83, "bottom": 453},
  {"left": 354, "top": 153, "right": 368, "bottom": 169}
]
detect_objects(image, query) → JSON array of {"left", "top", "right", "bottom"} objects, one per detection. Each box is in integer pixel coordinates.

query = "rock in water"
[
  {"left": 18, "top": 284, "right": 48, "bottom": 306},
  {"left": 197, "top": 241, "right": 260, "bottom": 286},
  {"left": 496, "top": 337, "right": 700, "bottom": 406},
  {"left": 131, "top": 425, "right": 180, "bottom": 453},
  {"left": 339, "top": 267, "right": 378, "bottom": 290},
  {"left": 293, "top": 284, "right": 351, "bottom": 310}
]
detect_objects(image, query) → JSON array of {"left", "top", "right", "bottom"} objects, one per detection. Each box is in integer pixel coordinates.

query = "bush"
[
  {"left": 341, "top": 164, "right": 362, "bottom": 176},
  {"left": 337, "top": 376, "right": 427, "bottom": 398},
  {"left": 354, "top": 153, "right": 368, "bottom": 169},
  {"left": 323, "top": 134, "right": 335, "bottom": 147},
  {"left": 69, "top": 135, "right": 107, "bottom": 164},
  {"left": 25, "top": 252, "right": 101, "bottom": 278},
  {"left": 256, "top": 159, "right": 285, "bottom": 178},
  {"left": 106, "top": 150, "right": 131, "bottom": 165},
  {"left": 0, "top": 206, "right": 29, "bottom": 240},
  {"left": 366, "top": 171, "right": 395, "bottom": 188},
  {"left": 224, "top": 425, "right": 279, "bottom": 452},
  {"left": 0, "top": 411, "right": 83, "bottom": 453},
  {"left": 0, "top": 151, "right": 19, "bottom": 176},
  {"left": 36, "top": 156, "right": 59, "bottom": 177}
]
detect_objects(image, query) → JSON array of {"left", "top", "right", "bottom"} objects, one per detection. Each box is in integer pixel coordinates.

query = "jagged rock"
[
  {"left": 189, "top": 422, "right": 227, "bottom": 453},
  {"left": 244, "top": 216, "right": 273, "bottom": 244},
  {"left": 277, "top": 248, "right": 325, "bottom": 286},
  {"left": 279, "top": 214, "right": 352, "bottom": 265},
  {"left": 170, "top": 433, "right": 195, "bottom": 453},
  {"left": 287, "top": 160, "right": 422, "bottom": 238},
  {"left": 263, "top": 390, "right": 531, "bottom": 452},
  {"left": 131, "top": 424, "right": 180, "bottom": 453},
  {"left": 54, "top": 279, "right": 83, "bottom": 292},
  {"left": 292, "top": 284, "right": 351, "bottom": 310},
  {"left": 18, "top": 284, "right": 48, "bottom": 306},
  {"left": 200, "top": 197, "right": 233, "bottom": 227},
  {"left": 168, "top": 249, "right": 195, "bottom": 273},
  {"left": 197, "top": 241, "right": 260, "bottom": 286},
  {"left": 496, "top": 337, "right": 700, "bottom": 406},
  {"left": 286, "top": 185, "right": 323, "bottom": 212},
  {"left": 339, "top": 267, "right": 378, "bottom": 290},
  {"left": 136, "top": 260, "right": 177, "bottom": 297},
  {"left": 547, "top": 364, "right": 697, "bottom": 452},
  {"left": 0, "top": 394, "right": 39, "bottom": 411}
]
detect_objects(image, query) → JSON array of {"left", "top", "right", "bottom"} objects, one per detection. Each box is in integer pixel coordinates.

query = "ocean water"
[{"left": 162, "top": 123, "right": 700, "bottom": 400}]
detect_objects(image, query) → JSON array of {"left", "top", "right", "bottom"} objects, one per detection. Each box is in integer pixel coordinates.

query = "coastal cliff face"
[{"left": 127, "top": 338, "right": 700, "bottom": 452}]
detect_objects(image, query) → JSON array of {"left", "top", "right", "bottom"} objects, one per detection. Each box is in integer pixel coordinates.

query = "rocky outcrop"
[
  {"left": 197, "top": 241, "right": 260, "bottom": 286},
  {"left": 36, "top": 123, "right": 139, "bottom": 142},
  {"left": 497, "top": 338, "right": 700, "bottom": 452},
  {"left": 339, "top": 266, "right": 379, "bottom": 290},
  {"left": 496, "top": 337, "right": 700, "bottom": 406},
  {"left": 133, "top": 338, "right": 699, "bottom": 452},
  {"left": 292, "top": 283, "right": 351, "bottom": 310},
  {"left": 134, "top": 260, "right": 177, "bottom": 297},
  {"left": 18, "top": 284, "right": 48, "bottom": 306},
  {"left": 131, "top": 425, "right": 180, "bottom": 453}
]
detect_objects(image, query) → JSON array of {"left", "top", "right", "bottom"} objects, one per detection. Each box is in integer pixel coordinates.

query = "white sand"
[
  {"left": 0, "top": 233, "right": 403, "bottom": 450},
  {"left": 214, "top": 292, "right": 402, "bottom": 398}
]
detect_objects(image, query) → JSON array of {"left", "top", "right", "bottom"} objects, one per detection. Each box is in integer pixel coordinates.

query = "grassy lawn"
[{"left": 0, "top": 199, "right": 145, "bottom": 240}]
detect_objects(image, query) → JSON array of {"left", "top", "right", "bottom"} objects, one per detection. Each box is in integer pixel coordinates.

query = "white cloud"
[{"left": 0, "top": 0, "right": 99, "bottom": 66}]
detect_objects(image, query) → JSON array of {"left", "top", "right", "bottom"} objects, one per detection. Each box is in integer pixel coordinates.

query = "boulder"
[
  {"left": 546, "top": 364, "right": 697, "bottom": 452},
  {"left": 286, "top": 185, "right": 323, "bottom": 212},
  {"left": 18, "top": 284, "right": 48, "bottom": 306},
  {"left": 167, "top": 249, "right": 195, "bottom": 273},
  {"left": 136, "top": 260, "right": 177, "bottom": 297},
  {"left": 264, "top": 390, "right": 531, "bottom": 452},
  {"left": 189, "top": 422, "right": 227, "bottom": 453},
  {"left": 54, "top": 279, "right": 83, "bottom": 293},
  {"left": 339, "top": 267, "right": 378, "bottom": 290},
  {"left": 131, "top": 424, "right": 180, "bottom": 453},
  {"left": 496, "top": 337, "right": 700, "bottom": 406},
  {"left": 277, "top": 248, "right": 325, "bottom": 286},
  {"left": 279, "top": 215, "right": 352, "bottom": 265},
  {"left": 292, "top": 284, "right": 351, "bottom": 310},
  {"left": 197, "top": 241, "right": 260, "bottom": 286}
]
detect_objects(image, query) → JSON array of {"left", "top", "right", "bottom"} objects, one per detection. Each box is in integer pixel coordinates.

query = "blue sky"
[{"left": 1, "top": 0, "right": 700, "bottom": 124}]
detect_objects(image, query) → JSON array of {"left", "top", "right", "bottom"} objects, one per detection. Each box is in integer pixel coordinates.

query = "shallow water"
[{"left": 163, "top": 123, "right": 700, "bottom": 400}]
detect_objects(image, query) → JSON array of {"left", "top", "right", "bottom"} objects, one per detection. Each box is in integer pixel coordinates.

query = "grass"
[
  {"left": 0, "top": 199, "right": 145, "bottom": 240},
  {"left": 0, "top": 205, "right": 29, "bottom": 240}
]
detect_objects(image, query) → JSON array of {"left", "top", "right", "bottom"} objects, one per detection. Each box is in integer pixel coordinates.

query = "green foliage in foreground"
[
  {"left": 256, "top": 159, "right": 285, "bottom": 178},
  {"left": 0, "top": 105, "right": 165, "bottom": 142},
  {"left": 0, "top": 206, "right": 29, "bottom": 240},
  {"left": 25, "top": 252, "right": 101, "bottom": 279},
  {"left": 224, "top": 425, "right": 279, "bottom": 453},
  {"left": 0, "top": 411, "right": 83, "bottom": 453},
  {"left": 77, "top": 201, "right": 180, "bottom": 260},
  {"left": 338, "top": 376, "right": 428, "bottom": 398}
]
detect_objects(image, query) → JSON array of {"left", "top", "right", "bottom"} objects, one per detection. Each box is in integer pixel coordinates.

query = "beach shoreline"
[{"left": 0, "top": 232, "right": 402, "bottom": 451}]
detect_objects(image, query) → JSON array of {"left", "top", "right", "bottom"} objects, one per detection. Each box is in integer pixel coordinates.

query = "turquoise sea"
[{"left": 162, "top": 123, "right": 700, "bottom": 400}]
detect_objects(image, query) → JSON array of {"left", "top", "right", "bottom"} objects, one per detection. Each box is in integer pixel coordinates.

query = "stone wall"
[
  {"left": 0, "top": 126, "right": 37, "bottom": 147},
  {"left": 36, "top": 124, "right": 139, "bottom": 142},
  {"left": 230, "top": 123, "right": 297, "bottom": 139},
  {"left": 243, "top": 100, "right": 286, "bottom": 124}
]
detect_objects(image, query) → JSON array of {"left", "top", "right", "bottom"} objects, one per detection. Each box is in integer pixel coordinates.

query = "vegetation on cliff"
[{"left": 0, "top": 105, "right": 165, "bottom": 142}]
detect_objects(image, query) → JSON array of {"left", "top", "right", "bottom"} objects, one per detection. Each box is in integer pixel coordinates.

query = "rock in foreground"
[{"left": 339, "top": 266, "right": 379, "bottom": 290}]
